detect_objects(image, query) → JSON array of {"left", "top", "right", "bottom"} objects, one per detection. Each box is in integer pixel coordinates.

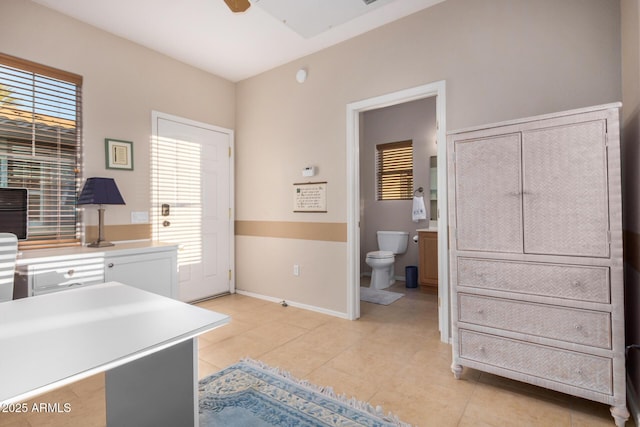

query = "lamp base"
[
  {"left": 88, "top": 207, "right": 115, "bottom": 248},
  {"left": 87, "top": 240, "right": 115, "bottom": 248}
]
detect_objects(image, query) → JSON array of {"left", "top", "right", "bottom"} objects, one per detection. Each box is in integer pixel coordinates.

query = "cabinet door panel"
[
  {"left": 418, "top": 232, "right": 438, "bottom": 286},
  {"left": 105, "top": 253, "right": 175, "bottom": 298},
  {"left": 454, "top": 134, "right": 523, "bottom": 253},
  {"left": 522, "top": 120, "right": 609, "bottom": 257}
]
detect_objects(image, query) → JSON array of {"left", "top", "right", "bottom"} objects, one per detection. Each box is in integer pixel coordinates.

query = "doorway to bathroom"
[{"left": 346, "top": 81, "right": 449, "bottom": 343}]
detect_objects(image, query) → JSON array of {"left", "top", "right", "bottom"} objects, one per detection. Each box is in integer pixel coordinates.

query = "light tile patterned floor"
[{"left": 0, "top": 282, "right": 630, "bottom": 426}]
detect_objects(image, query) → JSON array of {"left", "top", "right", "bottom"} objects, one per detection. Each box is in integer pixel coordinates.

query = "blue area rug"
[{"left": 199, "top": 359, "right": 412, "bottom": 426}]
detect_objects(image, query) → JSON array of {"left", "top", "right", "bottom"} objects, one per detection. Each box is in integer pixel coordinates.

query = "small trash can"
[{"left": 405, "top": 266, "right": 418, "bottom": 288}]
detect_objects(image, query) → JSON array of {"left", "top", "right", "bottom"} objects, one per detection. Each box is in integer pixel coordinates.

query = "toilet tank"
[{"left": 377, "top": 231, "right": 409, "bottom": 254}]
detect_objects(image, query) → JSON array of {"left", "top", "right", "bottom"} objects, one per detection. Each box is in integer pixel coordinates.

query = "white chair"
[{"left": 0, "top": 233, "right": 18, "bottom": 302}]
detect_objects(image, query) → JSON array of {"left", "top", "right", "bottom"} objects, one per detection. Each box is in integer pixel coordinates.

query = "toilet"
[{"left": 365, "top": 231, "right": 409, "bottom": 290}]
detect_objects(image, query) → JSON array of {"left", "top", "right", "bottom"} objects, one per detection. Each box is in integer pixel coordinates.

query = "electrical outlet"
[{"left": 293, "top": 264, "right": 300, "bottom": 276}]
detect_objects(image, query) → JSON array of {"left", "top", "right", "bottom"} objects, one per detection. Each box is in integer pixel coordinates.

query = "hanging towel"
[{"left": 412, "top": 196, "right": 427, "bottom": 222}]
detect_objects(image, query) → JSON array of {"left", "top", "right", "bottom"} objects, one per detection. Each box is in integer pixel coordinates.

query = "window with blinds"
[
  {"left": 0, "top": 53, "right": 82, "bottom": 248},
  {"left": 376, "top": 140, "right": 414, "bottom": 201},
  {"left": 151, "top": 134, "right": 203, "bottom": 267}
]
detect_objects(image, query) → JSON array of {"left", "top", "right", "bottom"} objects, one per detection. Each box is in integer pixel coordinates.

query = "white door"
[{"left": 152, "top": 112, "right": 233, "bottom": 302}]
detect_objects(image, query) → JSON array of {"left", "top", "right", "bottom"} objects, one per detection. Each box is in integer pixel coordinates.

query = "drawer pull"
[
  {"left": 108, "top": 263, "right": 114, "bottom": 268},
  {"left": 67, "top": 269, "right": 75, "bottom": 276},
  {"left": 476, "top": 308, "right": 484, "bottom": 315},
  {"left": 571, "top": 280, "right": 581, "bottom": 287},
  {"left": 574, "top": 324, "right": 583, "bottom": 331}
]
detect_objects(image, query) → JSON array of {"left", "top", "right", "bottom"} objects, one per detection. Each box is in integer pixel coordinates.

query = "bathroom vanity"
[{"left": 417, "top": 229, "right": 438, "bottom": 288}]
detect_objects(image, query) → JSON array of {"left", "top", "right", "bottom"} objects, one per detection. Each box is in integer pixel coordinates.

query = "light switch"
[{"left": 131, "top": 211, "right": 149, "bottom": 224}]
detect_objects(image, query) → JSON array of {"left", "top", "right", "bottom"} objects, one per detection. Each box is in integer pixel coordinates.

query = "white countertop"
[
  {"left": 0, "top": 282, "right": 229, "bottom": 404},
  {"left": 416, "top": 228, "right": 438, "bottom": 232},
  {"left": 16, "top": 241, "right": 178, "bottom": 265}
]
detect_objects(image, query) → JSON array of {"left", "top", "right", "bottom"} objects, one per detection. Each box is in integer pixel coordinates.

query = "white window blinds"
[
  {"left": 376, "top": 140, "right": 414, "bottom": 201},
  {"left": 0, "top": 53, "right": 82, "bottom": 248}
]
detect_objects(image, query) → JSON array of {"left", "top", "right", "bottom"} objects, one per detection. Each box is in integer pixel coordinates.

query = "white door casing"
[
  {"left": 151, "top": 111, "right": 234, "bottom": 302},
  {"left": 346, "top": 81, "right": 449, "bottom": 343}
]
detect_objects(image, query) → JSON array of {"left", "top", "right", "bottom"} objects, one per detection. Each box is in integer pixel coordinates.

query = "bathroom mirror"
[{"left": 429, "top": 156, "right": 437, "bottom": 220}]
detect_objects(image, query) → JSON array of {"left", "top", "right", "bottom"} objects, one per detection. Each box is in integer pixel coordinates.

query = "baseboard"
[
  {"left": 235, "top": 289, "right": 350, "bottom": 320},
  {"left": 360, "top": 272, "right": 407, "bottom": 282},
  {"left": 627, "top": 374, "right": 640, "bottom": 426}
]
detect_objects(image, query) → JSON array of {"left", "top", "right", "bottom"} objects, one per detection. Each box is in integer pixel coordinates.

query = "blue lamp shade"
[{"left": 78, "top": 178, "right": 125, "bottom": 205}]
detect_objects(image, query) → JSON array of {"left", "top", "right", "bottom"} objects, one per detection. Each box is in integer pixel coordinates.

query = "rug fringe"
[{"left": 239, "top": 357, "right": 415, "bottom": 427}]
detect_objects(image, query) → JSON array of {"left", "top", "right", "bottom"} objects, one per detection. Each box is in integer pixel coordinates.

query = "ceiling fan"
[{"left": 223, "top": 0, "right": 251, "bottom": 13}]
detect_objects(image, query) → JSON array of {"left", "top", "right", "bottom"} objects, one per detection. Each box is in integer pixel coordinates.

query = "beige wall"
[
  {"left": 360, "top": 97, "right": 437, "bottom": 278},
  {"left": 621, "top": 0, "right": 640, "bottom": 418},
  {"left": 235, "top": 0, "right": 621, "bottom": 313},
  {"left": 1, "top": 0, "right": 625, "bottom": 316},
  {"left": 0, "top": 0, "right": 235, "bottom": 235}
]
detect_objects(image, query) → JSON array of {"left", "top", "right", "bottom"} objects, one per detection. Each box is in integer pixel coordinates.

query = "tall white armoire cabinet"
[{"left": 447, "top": 103, "right": 628, "bottom": 426}]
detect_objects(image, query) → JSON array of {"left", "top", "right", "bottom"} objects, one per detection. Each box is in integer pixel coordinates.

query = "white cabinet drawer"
[
  {"left": 459, "top": 330, "right": 612, "bottom": 394},
  {"left": 458, "top": 294, "right": 611, "bottom": 348},
  {"left": 31, "top": 258, "right": 104, "bottom": 295},
  {"left": 457, "top": 258, "right": 610, "bottom": 303}
]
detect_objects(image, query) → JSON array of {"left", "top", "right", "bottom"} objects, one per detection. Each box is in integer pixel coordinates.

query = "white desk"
[
  {"left": 15, "top": 242, "right": 178, "bottom": 298},
  {"left": 0, "top": 282, "right": 230, "bottom": 426}
]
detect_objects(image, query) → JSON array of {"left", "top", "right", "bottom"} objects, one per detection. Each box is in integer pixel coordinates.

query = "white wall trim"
[
  {"left": 345, "top": 81, "right": 449, "bottom": 342},
  {"left": 235, "top": 289, "right": 350, "bottom": 319}
]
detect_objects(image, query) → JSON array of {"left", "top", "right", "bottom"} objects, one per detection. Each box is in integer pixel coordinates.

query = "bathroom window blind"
[
  {"left": 0, "top": 53, "right": 83, "bottom": 249},
  {"left": 376, "top": 140, "right": 413, "bottom": 201}
]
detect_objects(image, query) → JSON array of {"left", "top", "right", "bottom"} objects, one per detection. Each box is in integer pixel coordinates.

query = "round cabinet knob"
[
  {"left": 163, "top": 220, "right": 171, "bottom": 227},
  {"left": 67, "top": 269, "right": 74, "bottom": 276},
  {"left": 108, "top": 263, "right": 114, "bottom": 268}
]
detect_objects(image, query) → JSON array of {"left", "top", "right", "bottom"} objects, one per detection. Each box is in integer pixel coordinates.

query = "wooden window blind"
[
  {"left": 0, "top": 53, "right": 82, "bottom": 249},
  {"left": 376, "top": 140, "right": 414, "bottom": 201}
]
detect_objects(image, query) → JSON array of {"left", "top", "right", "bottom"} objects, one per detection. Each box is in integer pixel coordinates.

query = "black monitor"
[{"left": 0, "top": 188, "right": 28, "bottom": 240}]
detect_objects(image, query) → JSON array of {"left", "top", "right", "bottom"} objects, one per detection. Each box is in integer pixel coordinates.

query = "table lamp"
[{"left": 78, "top": 177, "right": 125, "bottom": 247}]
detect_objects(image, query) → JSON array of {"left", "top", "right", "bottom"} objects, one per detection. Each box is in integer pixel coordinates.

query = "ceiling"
[{"left": 30, "top": 0, "right": 444, "bottom": 82}]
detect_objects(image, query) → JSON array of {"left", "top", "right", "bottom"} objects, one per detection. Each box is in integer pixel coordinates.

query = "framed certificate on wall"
[{"left": 293, "top": 182, "right": 327, "bottom": 213}]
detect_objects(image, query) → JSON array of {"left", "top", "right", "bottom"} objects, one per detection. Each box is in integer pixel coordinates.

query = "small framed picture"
[{"left": 105, "top": 138, "right": 133, "bottom": 170}]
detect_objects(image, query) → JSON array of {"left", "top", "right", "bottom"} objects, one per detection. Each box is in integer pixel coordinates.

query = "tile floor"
[{"left": 0, "top": 282, "right": 632, "bottom": 426}]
